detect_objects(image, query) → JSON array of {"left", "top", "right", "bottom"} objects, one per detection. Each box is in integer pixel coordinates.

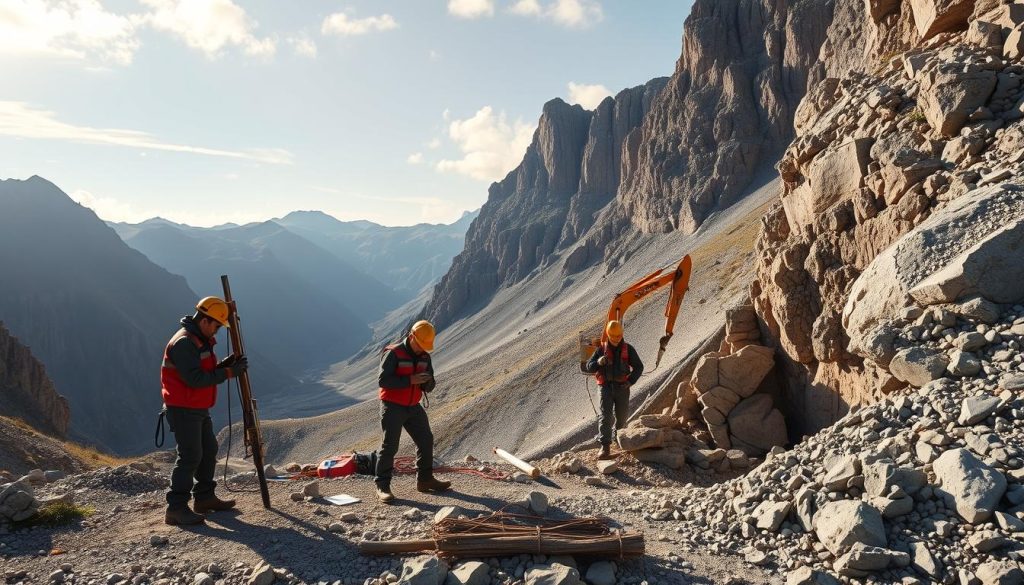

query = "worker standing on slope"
[
  {"left": 374, "top": 320, "right": 451, "bottom": 503},
  {"left": 585, "top": 320, "right": 644, "bottom": 460},
  {"left": 160, "top": 297, "right": 248, "bottom": 525}
]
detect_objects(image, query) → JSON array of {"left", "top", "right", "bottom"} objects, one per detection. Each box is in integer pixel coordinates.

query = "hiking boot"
[
  {"left": 193, "top": 496, "right": 236, "bottom": 514},
  {"left": 416, "top": 477, "right": 451, "bottom": 493},
  {"left": 376, "top": 486, "right": 396, "bottom": 504},
  {"left": 165, "top": 506, "right": 205, "bottom": 526},
  {"left": 598, "top": 444, "right": 615, "bottom": 460}
]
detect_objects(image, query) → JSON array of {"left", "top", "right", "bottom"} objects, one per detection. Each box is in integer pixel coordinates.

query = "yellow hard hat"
[
  {"left": 606, "top": 320, "right": 623, "bottom": 343},
  {"left": 196, "top": 296, "right": 231, "bottom": 328},
  {"left": 410, "top": 320, "right": 435, "bottom": 352}
]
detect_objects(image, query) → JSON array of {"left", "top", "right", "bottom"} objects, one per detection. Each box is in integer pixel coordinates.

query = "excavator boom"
[{"left": 580, "top": 254, "right": 692, "bottom": 372}]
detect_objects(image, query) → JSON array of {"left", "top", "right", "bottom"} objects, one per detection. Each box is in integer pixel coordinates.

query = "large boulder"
[
  {"left": 833, "top": 543, "right": 909, "bottom": 575},
  {"left": 975, "top": 560, "right": 1024, "bottom": 585},
  {"left": 525, "top": 564, "right": 581, "bottom": 585},
  {"left": 823, "top": 455, "right": 862, "bottom": 491},
  {"left": 752, "top": 500, "right": 793, "bottom": 531},
  {"left": 813, "top": 500, "right": 887, "bottom": 555},
  {"left": 910, "top": 0, "right": 976, "bottom": 40},
  {"left": 888, "top": 347, "right": 949, "bottom": 387},
  {"left": 786, "top": 568, "right": 841, "bottom": 585},
  {"left": 690, "top": 353, "right": 720, "bottom": 394},
  {"left": 615, "top": 427, "right": 665, "bottom": 452},
  {"left": 445, "top": 562, "right": 489, "bottom": 585},
  {"left": 727, "top": 394, "right": 788, "bottom": 456},
  {"left": 920, "top": 70, "right": 996, "bottom": 138},
  {"left": 958, "top": 395, "right": 1002, "bottom": 425},
  {"left": 910, "top": 216, "right": 1024, "bottom": 305},
  {"left": 401, "top": 557, "right": 449, "bottom": 585},
  {"left": 781, "top": 138, "right": 873, "bottom": 232},
  {"left": 699, "top": 385, "right": 742, "bottom": 416},
  {"left": 844, "top": 183, "right": 1024, "bottom": 363},
  {"left": 933, "top": 448, "right": 1007, "bottom": 523},
  {"left": 716, "top": 344, "right": 775, "bottom": 398},
  {"left": 864, "top": 461, "right": 926, "bottom": 497}
]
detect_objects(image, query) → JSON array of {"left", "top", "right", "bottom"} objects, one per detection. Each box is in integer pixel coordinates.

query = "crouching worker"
[
  {"left": 374, "top": 320, "right": 451, "bottom": 503},
  {"left": 161, "top": 296, "right": 248, "bottom": 525},
  {"left": 585, "top": 320, "right": 643, "bottom": 460}
]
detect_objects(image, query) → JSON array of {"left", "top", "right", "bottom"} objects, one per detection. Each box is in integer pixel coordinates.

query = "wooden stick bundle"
[{"left": 359, "top": 512, "right": 644, "bottom": 559}]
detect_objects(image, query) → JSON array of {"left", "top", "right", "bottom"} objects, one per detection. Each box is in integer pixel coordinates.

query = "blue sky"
[{"left": 0, "top": 0, "right": 692, "bottom": 226}]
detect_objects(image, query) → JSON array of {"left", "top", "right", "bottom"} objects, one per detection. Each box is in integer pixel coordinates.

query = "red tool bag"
[{"left": 317, "top": 454, "right": 358, "bottom": 478}]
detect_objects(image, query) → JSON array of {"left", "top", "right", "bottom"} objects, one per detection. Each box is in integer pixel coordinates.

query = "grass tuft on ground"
[{"left": 13, "top": 502, "right": 95, "bottom": 529}]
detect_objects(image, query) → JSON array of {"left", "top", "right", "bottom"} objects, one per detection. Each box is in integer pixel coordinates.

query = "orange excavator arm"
[{"left": 581, "top": 254, "right": 692, "bottom": 372}]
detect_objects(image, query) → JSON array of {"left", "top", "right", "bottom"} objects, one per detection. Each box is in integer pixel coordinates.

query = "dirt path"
[{"left": 1, "top": 454, "right": 781, "bottom": 585}]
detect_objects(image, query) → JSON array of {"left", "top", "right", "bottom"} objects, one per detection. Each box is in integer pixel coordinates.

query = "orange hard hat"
[
  {"left": 410, "top": 320, "right": 435, "bottom": 352},
  {"left": 606, "top": 320, "right": 623, "bottom": 343}
]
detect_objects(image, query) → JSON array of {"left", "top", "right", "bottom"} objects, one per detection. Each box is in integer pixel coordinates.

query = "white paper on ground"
[{"left": 324, "top": 494, "right": 361, "bottom": 506}]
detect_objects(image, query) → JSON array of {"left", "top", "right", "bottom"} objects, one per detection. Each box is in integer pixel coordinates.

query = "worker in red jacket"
[
  {"left": 160, "top": 296, "right": 247, "bottom": 525},
  {"left": 374, "top": 320, "right": 451, "bottom": 503},
  {"left": 585, "top": 320, "right": 644, "bottom": 460}
]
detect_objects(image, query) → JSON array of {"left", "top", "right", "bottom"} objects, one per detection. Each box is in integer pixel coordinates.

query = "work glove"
[
  {"left": 410, "top": 373, "right": 432, "bottom": 386},
  {"left": 229, "top": 356, "right": 249, "bottom": 378},
  {"left": 217, "top": 355, "right": 237, "bottom": 369},
  {"left": 597, "top": 355, "right": 607, "bottom": 366}
]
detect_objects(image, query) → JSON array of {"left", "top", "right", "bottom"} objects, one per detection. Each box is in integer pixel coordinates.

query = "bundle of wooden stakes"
[{"left": 359, "top": 512, "right": 644, "bottom": 559}]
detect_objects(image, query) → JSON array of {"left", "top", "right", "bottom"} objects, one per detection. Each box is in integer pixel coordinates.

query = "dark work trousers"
[
  {"left": 165, "top": 406, "right": 218, "bottom": 509},
  {"left": 375, "top": 401, "right": 434, "bottom": 488},
  {"left": 598, "top": 382, "right": 630, "bottom": 446}
]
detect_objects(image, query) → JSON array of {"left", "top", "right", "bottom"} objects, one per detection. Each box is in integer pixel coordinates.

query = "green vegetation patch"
[{"left": 13, "top": 502, "right": 94, "bottom": 529}]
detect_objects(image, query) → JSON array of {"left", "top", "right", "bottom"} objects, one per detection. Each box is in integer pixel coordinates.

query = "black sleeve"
[
  {"left": 627, "top": 344, "right": 644, "bottom": 385},
  {"left": 168, "top": 338, "right": 229, "bottom": 388},
  {"left": 378, "top": 349, "right": 411, "bottom": 389},
  {"left": 421, "top": 357, "right": 436, "bottom": 393},
  {"left": 584, "top": 347, "right": 602, "bottom": 374}
]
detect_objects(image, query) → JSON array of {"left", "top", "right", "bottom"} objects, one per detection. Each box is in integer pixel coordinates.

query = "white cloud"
[
  {"left": 288, "top": 36, "right": 317, "bottom": 58},
  {"left": 427, "top": 138, "right": 442, "bottom": 149},
  {"left": 407, "top": 152, "right": 424, "bottom": 165},
  {"left": 0, "top": 0, "right": 140, "bottom": 64},
  {"left": 510, "top": 0, "right": 603, "bottom": 28},
  {"left": 567, "top": 82, "right": 611, "bottom": 110},
  {"left": 447, "top": 0, "right": 494, "bottom": 19},
  {"left": 508, "top": 0, "right": 541, "bottom": 16},
  {"left": 321, "top": 12, "right": 397, "bottom": 36},
  {"left": 70, "top": 189, "right": 147, "bottom": 222},
  {"left": 140, "top": 0, "right": 275, "bottom": 58},
  {"left": 549, "top": 0, "right": 603, "bottom": 27},
  {"left": 0, "top": 101, "right": 293, "bottom": 164},
  {"left": 436, "top": 106, "right": 535, "bottom": 182}
]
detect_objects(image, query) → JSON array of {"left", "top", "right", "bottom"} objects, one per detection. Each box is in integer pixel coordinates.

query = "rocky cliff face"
[
  {"left": 0, "top": 321, "right": 70, "bottom": 437},
  {"left": 424, "top": 0, "right": 842, "bottom": 329},
  {"left": 609, "top": 0, "right": 836, "bottom": 236},
  {"left": 752, "top": 0, "right": 1024, "bottom": 435},
  {"left": 423, "top": 80, "right": 666, "bottom": 329}
]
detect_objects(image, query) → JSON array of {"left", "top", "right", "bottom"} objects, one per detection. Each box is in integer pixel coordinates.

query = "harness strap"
[{"left": 154, "top": 409, "right": 166, "bottom": 448}]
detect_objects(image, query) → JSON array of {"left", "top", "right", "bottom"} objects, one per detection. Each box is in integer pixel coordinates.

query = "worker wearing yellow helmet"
[
  {"left": 584, "top": 320, "right": 644, "bottom": 460},
  {"left": 159, "top": 296, "right": 248, "bottom": 525},
  {"left": 374, "top": 319, "right": 451, "bottom": 503}
]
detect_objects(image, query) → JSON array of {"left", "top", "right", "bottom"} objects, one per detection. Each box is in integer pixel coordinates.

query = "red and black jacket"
[
  {"left": 160, "top": 316, "right": 228, "bottom": 409},
  {"left": 378, "top": 339, "right": 434, "bottom": 406},
  {"left": 586, "top": 341, "right": 644, "bottom": 386}
]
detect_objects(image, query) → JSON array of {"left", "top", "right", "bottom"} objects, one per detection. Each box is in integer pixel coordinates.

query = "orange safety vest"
[
  {"left": 595, "top": 341, "right": 632, "bottom": 386},
  {"left": 160, "top": 330, "right": 218, "bottom": 409},
  {"left": 379, "top": 343, "right": 429, "bottom": 406}
]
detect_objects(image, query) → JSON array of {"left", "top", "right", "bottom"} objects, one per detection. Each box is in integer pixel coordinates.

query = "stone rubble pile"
[
  {"left": 753, "top": 0, "right": 1024, "bottom": 437},
  {"left": 644, "top": 302, "right": 1024, "bottom": 584},
  {"left": 0, "top": 481, "right": 39, "bottom": 524}
]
